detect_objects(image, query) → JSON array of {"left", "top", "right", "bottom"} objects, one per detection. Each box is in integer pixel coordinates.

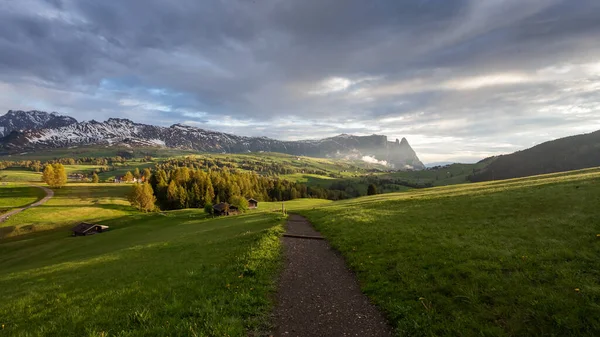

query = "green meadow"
[
  {"left": 0, "top": 211, "right": 284, "bottom": 336},
  {"left": 0, "top": 184, "right": 133, "bottom": 238},
  {"left": 0, "top": 184, "right": 46, "bottom": 212},
  {"left": 299, "top": 168, "right": 600, "bottom": 336}
]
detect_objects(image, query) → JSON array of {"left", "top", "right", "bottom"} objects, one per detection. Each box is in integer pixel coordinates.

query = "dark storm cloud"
[{"left": 1, "top": 0, "right": 600, "bottom": 162}]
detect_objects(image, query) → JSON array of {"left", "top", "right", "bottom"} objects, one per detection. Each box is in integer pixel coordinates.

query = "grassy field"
[
  {"left": 0, "top": 145, "right": 196, "bottom": 161},
  {"left": 298, "top": 168, "right": 600, "bottom": 336},
  {"left": 0, "top": 211, "right": 284, "bottom": 336},
  {"left": 0, "top": 168, "right": 42, "bottom": 182},
  {"left": 0, "top": 183, "right": 134, "bottom": 238},
  {"left": 0, "top": 184, "right": 46, "bottom": 212}
]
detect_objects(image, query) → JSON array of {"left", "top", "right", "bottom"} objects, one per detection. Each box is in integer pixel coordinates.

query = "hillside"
[
  {"left": 299, "top": 168, "right": 600, "bottom": 336},
  {"left": 469, "top": 130, "right": 600, "bottom": 181},
  {"left": 0, "top": 110, "right": 425, "bottom": 170}
]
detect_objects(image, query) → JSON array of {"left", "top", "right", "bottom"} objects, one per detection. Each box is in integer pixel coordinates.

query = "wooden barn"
[
  {"left": 248, "top": 198, "right": 258, "bottom": 209},
  {"left": 213, "top": 202, "right": 240, "bottom": 216},
  {"left": 71, "top": 222, "right": 109, "bottom": 236}
]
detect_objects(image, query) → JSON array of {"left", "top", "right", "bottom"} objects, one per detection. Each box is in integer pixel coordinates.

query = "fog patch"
[{"left": 361, "top": 155, "right": 388, "bottom": 166}]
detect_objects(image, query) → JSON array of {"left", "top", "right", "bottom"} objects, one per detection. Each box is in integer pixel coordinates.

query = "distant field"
[
  {"left": 0, "top": 211, "right": 284, "bottom": 336},
  {"left": 299, "top": 167, "right": 600, "bottom": 336},
  {"left": 257, "top": 198, "right": 333, "bottom": 213},
  {"left": 0, "top": 145, "right": 196, "bottom": 161},
  {"left": 0, "top": 168, "right": 42, "bottom": 182},
  {"left": 0, "top": 183, "right": 134, "bottom": 238},
  {"left": 0, "top": 184, "right": 46, "bottom": 212}
]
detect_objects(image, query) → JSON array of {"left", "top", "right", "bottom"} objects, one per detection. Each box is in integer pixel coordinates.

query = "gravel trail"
[{"left": 272, "top": 214, "right": 392, "bottom": 336}]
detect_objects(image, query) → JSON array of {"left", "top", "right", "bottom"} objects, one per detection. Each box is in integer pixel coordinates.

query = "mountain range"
[{"left": 0, "top": 110, "right": 425, "bottom": 170}]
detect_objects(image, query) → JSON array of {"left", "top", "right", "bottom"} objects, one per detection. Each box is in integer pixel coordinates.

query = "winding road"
[{"left": 0, "top": 185, "right": 54, "bottom": 223}]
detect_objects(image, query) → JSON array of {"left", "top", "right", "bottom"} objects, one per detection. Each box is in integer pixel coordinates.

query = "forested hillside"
[{"left": 469, "top": 130, "right": 600, "bottom": 182}]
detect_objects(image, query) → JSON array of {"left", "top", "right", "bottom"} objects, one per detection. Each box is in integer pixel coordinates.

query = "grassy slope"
[
  {"left": 299, "top": 168, "right": 600, "bottom": 336},
  {"left": 0, "top": 146, "right": 196, "bottom": 161},
  {"left": 0, "top": 211, "right": 284, "bottom": 336},
  {"left": 0, "top": 184, "right": 46, "bottom": 212},
  {"left": 0, "top": 183, "right": 133, "bottom": 238}
]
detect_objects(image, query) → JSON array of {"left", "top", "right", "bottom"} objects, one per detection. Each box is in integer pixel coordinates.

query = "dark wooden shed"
[
  {"left": 213, "top": 202, "right": 230, "bottom": 216},
  {"left": 71, "top": 222, "right": 109, "bottom": 236},
  {"left": 248, "top": 198, "right": 258, "bottom": 209},
  {"left": 213, "top": 202, "right": 241, "bottom": 216}
]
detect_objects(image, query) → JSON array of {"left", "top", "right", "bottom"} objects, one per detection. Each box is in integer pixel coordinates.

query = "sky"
[{"left": 1, "top": 0, "right": 600, "bottom": 164}]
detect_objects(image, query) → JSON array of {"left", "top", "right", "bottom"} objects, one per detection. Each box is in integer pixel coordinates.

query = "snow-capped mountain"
[
  {"left": 0, "top": 110, "right": 77, "bottom": 137},
  {"left": 0, "top": 110, "right": 425, "bottom": 170}
]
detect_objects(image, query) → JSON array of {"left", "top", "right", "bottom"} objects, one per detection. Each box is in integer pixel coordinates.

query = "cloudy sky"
[{"left": 1, "top": 0, "right": 600, "bottom": 163}]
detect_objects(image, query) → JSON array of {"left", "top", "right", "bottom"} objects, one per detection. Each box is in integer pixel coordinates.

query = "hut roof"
[
  {"left": 248, "top": 198, "right": 258, "bottom": 203},
  {"left": 213, "top": 202, "right": 229, "bottom": 211},
  {"left": 71, "top": 222, "right": 98, "bottom": 234}
]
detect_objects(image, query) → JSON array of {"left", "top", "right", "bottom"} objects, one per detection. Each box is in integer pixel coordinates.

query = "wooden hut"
[
  {"left": 248, "top": 198, "right": 258, "bottom": 209},
  {"left": 213, "top": 202, "right": 230, "bottom": 216},
  {"left": 71, "top": 222, "right": 109, "bottom": 236}
]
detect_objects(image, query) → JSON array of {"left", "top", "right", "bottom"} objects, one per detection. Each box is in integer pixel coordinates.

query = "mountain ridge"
[
  {"left": 469, "top": 129, "right": 600, "bottom": 181},
  {"left": 0, "top": 110, "right": 425, "bottom": 170}
]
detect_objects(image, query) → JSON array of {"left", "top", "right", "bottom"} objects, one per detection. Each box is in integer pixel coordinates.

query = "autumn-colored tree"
[
  {"left": 143, "top": 168, "right": 152, "bottom": 182},
  {"left": 123, "top": 171, "right": 134, "bottom": 182},
  {"left": 42, "top": 164, "right": 55, "bottom": 185},
  {"left": 53, "top": 164, "right": 67, "bottom": 188},
  {"left": 230, "top": 196, "right": 249, "bottom": 213},
  {"left": 128, "top": 183, "right": 157, "bottom": 212},
  {"left": 92, "top": 172, "right": 99, "bottom": 183},
  {"left": 43, "top": 163, "right": 67, "bottom": 188},
  {"left": 133, "top": 167, "right": 141, "bottom": 179}
]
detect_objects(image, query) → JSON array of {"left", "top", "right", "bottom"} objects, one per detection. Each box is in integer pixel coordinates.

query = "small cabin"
[
  {"left": 213, "top": 202, "right": 230, "bottom": 216},
  {"left": 71, "top": 222, "right": 109, "bottom": 236},
  {"left": 213, "top": 202, "right": 241, "bottom": 216},
  {"left": 248, "top": 198, "right": 258, "bottom": 209}
]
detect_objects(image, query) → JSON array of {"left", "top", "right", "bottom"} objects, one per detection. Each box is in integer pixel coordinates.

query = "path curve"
[
  {"left": 0, "top": 185, "right": 54, "bottom": 223},
  {"left": 273, "top": 214, "right": 392, "bottom": 336}
]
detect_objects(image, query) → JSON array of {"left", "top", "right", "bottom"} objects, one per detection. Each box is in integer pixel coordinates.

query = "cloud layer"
[{"left": 1, "top": 0, "right": 600, "bottom": 163}]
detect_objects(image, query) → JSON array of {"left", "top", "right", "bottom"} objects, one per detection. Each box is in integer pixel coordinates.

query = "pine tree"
[
  {"left": 167, "top": 180, "right": 178, "bottom": 208},
  {"left": 177, "top": 185, "right": 188, "bottom": 209},
  {"left": 367, "top": 184, "right": 377, "bottom": 196},
  {"left": 92, "top": 172, "right": 99, "bottom": 183},
  {"left": 133, "top": 168, "right": 141, "bottom": 179}
]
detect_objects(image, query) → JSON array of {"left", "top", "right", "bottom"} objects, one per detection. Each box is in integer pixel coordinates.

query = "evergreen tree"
[
  {"left": 92, "top": 172, "right": 99, "bottom": 183},
  {"left": 133, "top": 168, "right": 141, "bottom": 179},
  {"left": 204, "top": 202, "right": 213, "bottom": 215},
  {"left": 167, "top": 180, "right": 178, "bottom": 208},
  {"left": 367, "top": 184, "right": 377, "bottom": 196},
  {"left": 177, "top": 185, "right": 188, "bottom": 209}
]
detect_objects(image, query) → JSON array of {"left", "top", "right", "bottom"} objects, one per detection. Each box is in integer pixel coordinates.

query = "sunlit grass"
[
  {"left": 299, "top": 167, "right": 600, "bottom": 336},
  {"left": 0, "top": 183, "right": 134, "bottom": 237},
  {"left": 0, "top": 184, "right": 46, "bottom": 212},
  {"left": 0, "top": 212, "right": 284, "bottom": 336}
]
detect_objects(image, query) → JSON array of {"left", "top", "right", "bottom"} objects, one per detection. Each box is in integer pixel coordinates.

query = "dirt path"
[
  {"left": 0, "top": 185, "right": 54, "bottom": 223},
  {"left": 273, "top": 214, "right": 392, "bottom": 336}
]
